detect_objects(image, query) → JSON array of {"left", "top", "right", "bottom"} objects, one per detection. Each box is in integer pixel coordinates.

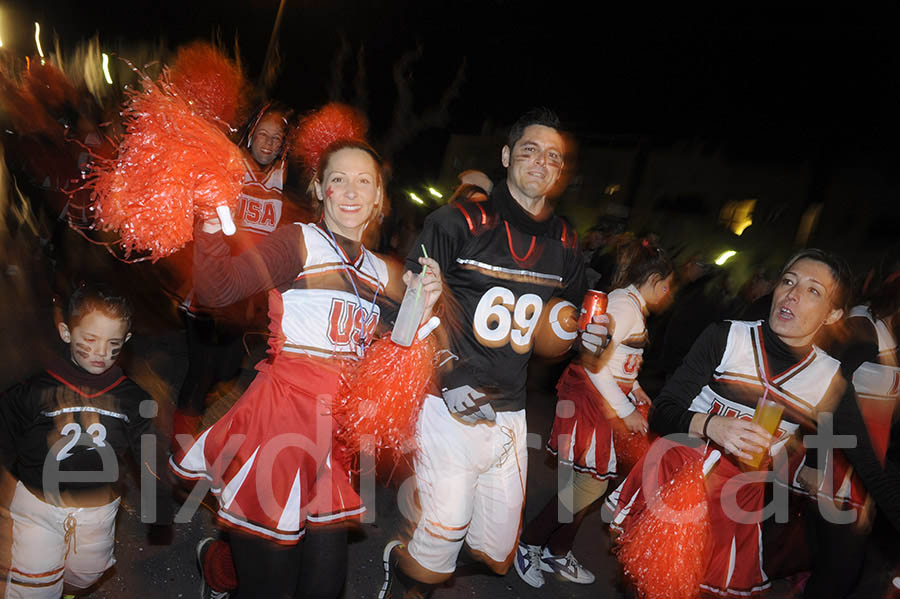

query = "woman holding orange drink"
[{"left": 607, "top": 249, "right": 900, "bottom": 598}]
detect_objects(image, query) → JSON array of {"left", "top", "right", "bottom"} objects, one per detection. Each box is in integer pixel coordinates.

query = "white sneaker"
[
  {"left": 513, "top": 542, "right": 545, "bottom": 588},
  {"left": 540, "top": 547, "right": 595, "bottom": 584}
]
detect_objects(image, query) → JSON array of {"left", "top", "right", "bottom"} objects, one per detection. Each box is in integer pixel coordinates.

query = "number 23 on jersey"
[{"left": 473, "top": 286, "right": 543, "bottom": 354}]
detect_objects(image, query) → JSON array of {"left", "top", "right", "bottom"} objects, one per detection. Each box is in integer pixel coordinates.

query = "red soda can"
[{"left": 577, "top": 290, "right": 608, "bottom": 331}]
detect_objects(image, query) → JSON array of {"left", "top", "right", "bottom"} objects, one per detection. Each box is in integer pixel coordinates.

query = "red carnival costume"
[
  {"left": 171, "top": 221, "right": 401, "bottom": 543},
  {"left": 548, "top": 284, "right": 650, "bottom": 479},
  {"left": 608, "top": 320, "right": 843, "bottom": 598}
]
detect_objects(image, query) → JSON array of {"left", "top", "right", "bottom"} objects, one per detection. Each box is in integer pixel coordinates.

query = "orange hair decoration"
[
  {"left": 167, "top": 41, "right": 248, "bottom": 130},
  {"left": 289, "top": 103, "right": 369, "bottom": 173}
]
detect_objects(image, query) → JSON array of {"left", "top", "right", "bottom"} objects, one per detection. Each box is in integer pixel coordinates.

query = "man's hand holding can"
[{"left": 578, "top": 290, "right": 610, "bottom": 362}]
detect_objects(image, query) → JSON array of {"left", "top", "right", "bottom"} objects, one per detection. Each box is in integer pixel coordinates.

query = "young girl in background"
[{"left": 515, "top": 237, "right": 673, "bottom": 589}]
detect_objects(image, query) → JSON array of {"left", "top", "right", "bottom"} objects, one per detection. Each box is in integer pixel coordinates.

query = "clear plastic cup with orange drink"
[{"left": 740, "top": 395, "right": 783, "bottom": 468}]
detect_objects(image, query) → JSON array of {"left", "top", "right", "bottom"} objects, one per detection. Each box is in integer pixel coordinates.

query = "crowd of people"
[{"left": 0, "top": 43, "right": 898, "bottom": 599}]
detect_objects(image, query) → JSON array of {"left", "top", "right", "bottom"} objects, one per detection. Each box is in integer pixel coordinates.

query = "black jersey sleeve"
[
  {"left": 649, "top": 321, "right": 731, "bottom": 436},
  {"left": 404, "top": 204, "right": 470, "bottom": 277},
  {"left": 194, "top": 223, "right": 307, "bottom": 307}
]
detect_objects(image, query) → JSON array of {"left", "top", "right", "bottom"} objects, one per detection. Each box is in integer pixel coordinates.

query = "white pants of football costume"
[
  {"left": 408, "top": 395, "right": 527, "bottom": 574},
  {"left": 5, "top": 482, "right": 119, "bottom": 599}
]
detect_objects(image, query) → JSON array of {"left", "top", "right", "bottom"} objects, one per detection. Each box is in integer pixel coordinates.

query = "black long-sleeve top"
[{"left": 404, "top": 182, "right": 586, "bottom": 412}]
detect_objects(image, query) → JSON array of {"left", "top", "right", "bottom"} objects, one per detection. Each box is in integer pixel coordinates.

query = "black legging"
[
  {"left": 229, "top": 527, "right": 349, "bottom": 599},
  {"left": 177, "top": 312, "right": 246, "bottom": 414},
  {"left": 803, "top": 502, "right": 870, "bottom": 599}
]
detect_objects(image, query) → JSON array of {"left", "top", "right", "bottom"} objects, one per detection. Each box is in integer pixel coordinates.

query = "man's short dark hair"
[{"left": 507, "top": 107, "right": 561, "bottom": 150}]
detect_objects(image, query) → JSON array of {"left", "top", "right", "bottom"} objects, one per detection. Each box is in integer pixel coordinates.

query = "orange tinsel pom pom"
[
  {"left": 168, "top": 41, "right": 248, "bottom": 129},
  {"left": 290, "top": 103, "right": 369, "bottom": 173},
  {"left": 613, "top": 402, "right": 651, "bottom": 473},
  {"left": 615, "top": 456, "right": 711, "bottom": 599},
  {"left": 332, "top": 334, "right": 434, "bottom": 469},
  {"left": 85, "top": 75, "right": 244, "bottom": 261}
]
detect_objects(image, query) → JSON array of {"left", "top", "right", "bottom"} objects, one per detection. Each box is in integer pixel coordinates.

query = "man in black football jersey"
[{"left": 379, "top": 108, "right": 603, "bottom": 597}]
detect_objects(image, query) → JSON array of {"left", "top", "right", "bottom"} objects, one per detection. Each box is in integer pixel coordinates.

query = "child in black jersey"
[{"left": 0, "top": 284, "right": 172, "bottom": 599}]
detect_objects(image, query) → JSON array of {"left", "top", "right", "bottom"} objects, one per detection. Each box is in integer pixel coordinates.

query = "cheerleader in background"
[
  {"left": 801, "top": 271, "right": 900, "bottom": 599},
  {"left": 515, "top": 237, "right": 673, "bottom": 588}
]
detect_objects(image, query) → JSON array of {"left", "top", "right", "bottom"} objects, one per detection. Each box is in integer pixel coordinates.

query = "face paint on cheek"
[
  {"left": 325, "top": 186, "right": 334, "bottom": 199},
  {"left": 73, "top": 342, "right": 91, "bottom": 360},
  {"left": 110, "top": 346, "right": 122, "bottom": 358}
]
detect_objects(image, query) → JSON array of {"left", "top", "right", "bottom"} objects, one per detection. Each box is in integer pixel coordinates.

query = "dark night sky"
[{"left": 9, "top": 2, "right": 900, "bottom": 182}]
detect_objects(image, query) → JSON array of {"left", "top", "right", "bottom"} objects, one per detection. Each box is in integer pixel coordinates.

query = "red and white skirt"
[
  {"left": 546, "top": 364, "right": 648, "bottom": 480},
  {"left": 607, "top": 440, "right": 772, "bottom": 598},
  {"left": 170, "top": 354, "right": 364, "bottom": 544}
]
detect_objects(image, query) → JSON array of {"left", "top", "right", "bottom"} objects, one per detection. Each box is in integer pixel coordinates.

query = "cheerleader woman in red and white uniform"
[
  {"left": 607, "top": 249, "right": 900, "bottom": 598},
  {"left": 173, "top": 103, "right": 296, "bottom": 447},
  {"left": 515, "top": 237, "right": 673, "bottom": 588},
  {"left": 170, "top": 111, "right": 442, "bottom": 599}
]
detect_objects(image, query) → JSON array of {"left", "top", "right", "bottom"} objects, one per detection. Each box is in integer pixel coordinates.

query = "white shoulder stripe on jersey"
[
  {"left": 455, "top": 258, "right": 563, "bottom": 282},
  {"left": 41, "top": 406, "right": 129, "bottom": 422}
]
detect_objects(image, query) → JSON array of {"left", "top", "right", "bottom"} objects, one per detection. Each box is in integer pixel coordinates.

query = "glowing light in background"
[
  {"left": 715, "top": 250, "right": 736, "bottom": 266},
  {"left": 409, "top": 192, "right": 424, "bottom": 205},
  {"left": 34, "top": 22, "right": 45, "bottom": 63},
  {"left": 427, "top": 187, "right": 442, "bottom": 199},
  {"left": 734, "top": 217, "right": 753, "bottom": 235},
  {"left": 720, "top": 198, "right": 755, "bottom": 236},
  {"left": 102, "top": 53, "right": 113, "bottom": 84}
]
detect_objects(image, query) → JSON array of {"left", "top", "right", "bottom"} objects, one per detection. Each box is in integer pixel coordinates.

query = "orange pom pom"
[
  {"left": 332, "top": 335, "right": 434, "bottom": 469},
  {"left": 85, "top": 74, "right": 244, "bottom": 261},
  {"left": 613, "top": 402, "right": 651, "bottom": 472},
  {"left": 168, "top": 41, "right": 248, "bottom": 128},
  {"left": 290, "top": 103, "right": 368, "bottom": 173},
  {"left": 615, "top": 456, "right": 711, "bottom": 599},
  {"left": 24, "top": 62, "right": 77, "bottom": 112}
]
